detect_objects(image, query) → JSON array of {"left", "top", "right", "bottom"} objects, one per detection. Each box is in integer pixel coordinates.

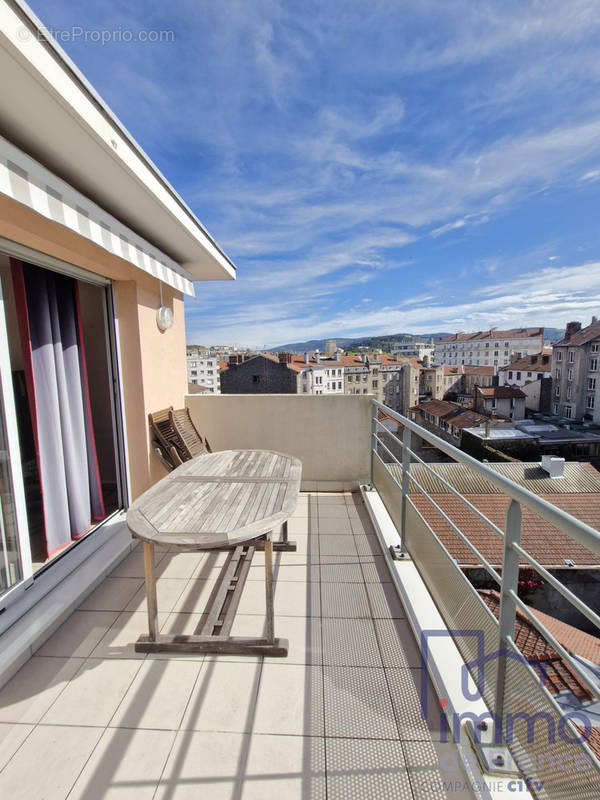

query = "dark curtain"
[{"left": 12, "top": 260, "right": 105, "bottom": 557}]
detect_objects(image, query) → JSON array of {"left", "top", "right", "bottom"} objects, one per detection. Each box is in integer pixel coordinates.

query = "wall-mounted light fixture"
[{"left": 156, "top": 281, "right": 174, "bottom": 330}]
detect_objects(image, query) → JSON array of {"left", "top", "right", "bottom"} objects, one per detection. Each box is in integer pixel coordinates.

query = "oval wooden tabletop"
[{"left": 127, "top": 450, "right": 302, "bottom": 549}]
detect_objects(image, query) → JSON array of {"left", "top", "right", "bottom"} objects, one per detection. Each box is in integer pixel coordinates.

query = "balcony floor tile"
[{"left": 0, "top": 491, "right": 472, "bottom": 799}]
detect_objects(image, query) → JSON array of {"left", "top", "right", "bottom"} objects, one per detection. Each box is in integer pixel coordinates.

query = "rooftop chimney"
[
  {"left": 564, "top": 321, "right": 582, "bottom": 342},
  {"left": 304, "top": 352, "right": 310, "bottom": 364},
  {"left": 592, "top": 316, "right": 598, "bottom": 325},
  {"left": 278, "top": 351, "right": 292, "bottom": 365},
  {"left": 540, "top": 455, "right": 565, "bottom": 478}
]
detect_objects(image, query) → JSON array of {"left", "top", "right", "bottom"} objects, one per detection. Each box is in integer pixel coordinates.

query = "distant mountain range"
[{"left": 268, "top": 328, "right": 564, "bottom": 353}]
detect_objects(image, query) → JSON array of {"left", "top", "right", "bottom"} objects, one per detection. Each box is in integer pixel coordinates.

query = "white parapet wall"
[{"left": 185, "top": 393, "right": 372, "bottom": 484}]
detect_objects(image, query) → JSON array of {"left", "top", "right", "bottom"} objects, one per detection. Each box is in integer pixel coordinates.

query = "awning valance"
[{"left": 0, "top": 135, "right": 195, "bottom": 296}]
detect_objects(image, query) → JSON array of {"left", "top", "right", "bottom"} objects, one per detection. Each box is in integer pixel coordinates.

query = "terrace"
[{"left": 1, "top": 393, "right": 600, "bottom": 799}]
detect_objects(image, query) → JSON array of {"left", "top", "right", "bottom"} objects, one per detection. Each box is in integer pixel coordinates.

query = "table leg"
[
  {"left": 281, "top": 520, "right": 289, "bottom": 543},
  {"left": 143, "top": 541, "right": 159, "bottom": 641},
  {"left": 264, "top": 534, "right": 275, "bottom": 643}
]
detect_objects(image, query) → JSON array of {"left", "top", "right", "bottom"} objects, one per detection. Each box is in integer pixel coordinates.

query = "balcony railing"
[{"left": 370, "top": 398, "right": 600, "bottom": 799}]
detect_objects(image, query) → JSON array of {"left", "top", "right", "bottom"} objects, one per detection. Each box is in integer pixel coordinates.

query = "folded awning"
[{"left": 0, "top": 135, "right": 195, "bottom": 296}]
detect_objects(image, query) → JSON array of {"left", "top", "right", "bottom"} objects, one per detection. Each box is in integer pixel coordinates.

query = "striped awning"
[{"left": 0, "top": 135, "right": 195, "bottom": 296}]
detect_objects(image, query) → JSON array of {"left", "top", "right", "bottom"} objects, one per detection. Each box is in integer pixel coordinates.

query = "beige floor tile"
[
  {"left": 320, "top": 582, "right": 371, "bottom": 618},
  {"left": 318, "top": 494, "right": 348, "bottom": 505},
  {"left": 350, "top": 515, "right": 375, "bottom": 535},
  {"left": 0, "top": 724, "right": 103, "bottom": 800},
  {"left": 386, "top": 668, "right": 437, "bottom": 741},
  {"left": 365, "top": 581, "right": 406, "bottom": 618},
  {"left": 360, "top": 556, "right": 392, "bottom": 583},
  {"left": 402, "top": 739, "right": 470, "bottom": 800},
  {"left": 205, "top": 613, "right": 322, "bottom": 666},
  {"left": 318, "top": 534, "right": 357, "bottom": 557},
  {"left": 129, "top": 578, "right": 192, "bottom": 613},
  {"left": 0, "top": 722, "right": 34, "bottom": 770},
  {"left": 0, "top": 656, "right": 82, "bottom": 723},
  {"left": 41, "top": 658, "right": 142, "bottom": 727},
  {"left": 243, "top": 732, "right": 326, "bottom": 799},
  {"left": 156, "top": 551, "right": 208, "bottom": 580},
  {"left": 323, "top": 666, "right": 399, "bottom": 739},
  {"left": 317, "top": 517, "right": 354, "bottom": 534},
  {"left": 68, "top": 727, "right": 176, "bottom": 800},
  {"left": 248, "top": 560, "right": 318, "bottom": 582},
  {"left": 110, "top": 659, "right": 202, "bottom": 730},
  {"left": 237, "top": 577, "right": 321, "bottom": 617},
  {"left": 286, "top": 516, "right": 319, "bottom": 535},
  {"left": 317, "top": 505, "right": 350, "bottom": 519},
  {"left": 91, "top": 611, "right": 168, "bottom": 659},
  {"left": 319, "top": 560, "right": 364, "bottom": 582},
  {"left": 253, "top": 663, "right": 324, "bottom": 736},
  {"left": 322, "top": 618, "right": 383, "bottom": 667},
  {"left": 326, "top": 737, "right": 412, "bottom": 800},
  {"left": 353, "top": 533, "right": 384, "bottom": 558},
  {"left": 36, "top": 610, "right": 119, "bottom": 658},
  {"left": 109, "top": 548, "right": 165, "bottom": 578},
  {"left": 374, "top": 619, "right": 421, "bottom": 668},
  {"left": 181, "top": 659, "right": 262, "bottom": 733},
  {"left": 80, "top": 578, "right": 144, "bottom": 611},
  {"left": 155, "top": 730, "right": 247, "bottom": 799}
]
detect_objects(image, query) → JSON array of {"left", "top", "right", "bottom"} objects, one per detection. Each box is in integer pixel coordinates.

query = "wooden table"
[{"left": 126, "top": 450, "right": 301, "bottom": 656}]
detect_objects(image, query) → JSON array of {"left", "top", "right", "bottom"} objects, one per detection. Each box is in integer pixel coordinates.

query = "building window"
[
  {"left": 252, "top": 375, "right": 261, "bottom": 384},
  {"left": 553, "top": 403, "right": 559, "bottom": 414},
  {"left": 190, "top": 370, "right": 197, "bottom": 376},
  {"left": 527, "top": 371, "right": 532, "bottom": 378},
  {"left": 564, "top": 405, "right": 572, "bottom": 419},
  {"left": 587, "top": 395, "right": 595, "bottom": 410},
  {"left": 189, "top": 361, "right": 197, "bottom": 367},
  {"left": 508, "top": 371, "right": 513, "bottom": 380},
  {"left": 556, "top": 350, "right": 563, "bottom": 361},
  {"left": 566, "top": 386, "right": 572, "bottom": 400},
  {"left": 589, "top": 377, "right": 597, "bottom": 391},
  {"left": 555, "top": 385, "right": 560, "bottom": 396},
  {"left": 591, "top": 343, "right": 600, "bottom": 353},
  {"left": 516, "top": 372, "right": 521, "bottom": 380},
  {"left": 567, "top": 369, "right": 573, "bottom": 381},
  {"left": 555, "top": 368, "right": 561, "bottom": 380},
  {"left": 590, "top": 358, "right": 598, "bottom": 372},
  {"left": 568, "top": 351, "right": 575, "bottom": 363}
]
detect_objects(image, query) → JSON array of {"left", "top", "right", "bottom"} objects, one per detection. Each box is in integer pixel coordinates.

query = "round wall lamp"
[{"left": 156, "top": 305, "right": 174, "bottom": 331}]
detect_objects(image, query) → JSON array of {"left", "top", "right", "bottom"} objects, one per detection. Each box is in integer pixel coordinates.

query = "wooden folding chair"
[{"left": 149, "top": 406, "right": 211, "bottom": 471}]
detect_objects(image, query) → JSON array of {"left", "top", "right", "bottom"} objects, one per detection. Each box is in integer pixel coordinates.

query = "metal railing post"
[
  {"left": 400, "top": 425, "right": 411, "bottom": 553},
  {"left": 495, "top": 499, "right": 522, "bottom": 727},
  {"left": 369, "top": 401, "right": 377, "bottom": 490}
]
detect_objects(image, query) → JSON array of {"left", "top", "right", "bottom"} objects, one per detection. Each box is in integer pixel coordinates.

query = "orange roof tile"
[
  {"left": 410, "top": 492, "right": 600, "bottom": 567},
  {"left": 555, "top": 319, "right": 600, "bottom": 347}
]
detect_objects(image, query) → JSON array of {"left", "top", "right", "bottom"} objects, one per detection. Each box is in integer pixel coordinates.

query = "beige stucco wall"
[
  {"left": 185, "top": 393, "right": 372, "bottom": 483},
  {"left": 0, "top": 194, "right": 188, "bottom": 501}
]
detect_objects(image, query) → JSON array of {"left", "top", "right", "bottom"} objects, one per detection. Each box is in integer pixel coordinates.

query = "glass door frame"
[
  {"left": 0, "top": 275, "right": 33, "bottom": 604},
  {"left": 0, "top": 239, "right": 128, "bottom": 610}
]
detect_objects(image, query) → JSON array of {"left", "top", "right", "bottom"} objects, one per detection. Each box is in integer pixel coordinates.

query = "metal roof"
[{"left": 391, "top": 462, "right": 600, "bottom": 495}]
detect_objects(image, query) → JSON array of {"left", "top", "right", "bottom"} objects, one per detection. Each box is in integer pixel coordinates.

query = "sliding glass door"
[
  {"left": 0, "top": 274, "right": 31, "bottom": 597},
  {"left": 0, "top": 249, "right": 124, "bottom": 603}
]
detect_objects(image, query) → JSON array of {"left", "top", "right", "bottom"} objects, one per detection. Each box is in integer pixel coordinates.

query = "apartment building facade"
[
  {"left": 420, "top": 364, "right": 494, "bottom": 402},
  {"left": 498, "top": 350, "right": 552, "bottom": 387},
  {"left": 552, "top": 319, "right": 600, "bottom": 422},
  {"left": 474, "top": 386, "right": 526, "bottom": 420},
  {"left": 186, "top": 351, "right": 221, "bottom": 393},
  {"left": 435, "top": 327, "right": 545, "bottom": 368},
  {"left": 392, "top": 338, "right": 435, "bottom": 364}
]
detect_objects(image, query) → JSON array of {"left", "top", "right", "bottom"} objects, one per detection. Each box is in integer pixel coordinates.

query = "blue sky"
[{"left": 30, "top": 1, "right": 600, "bottom": 347}]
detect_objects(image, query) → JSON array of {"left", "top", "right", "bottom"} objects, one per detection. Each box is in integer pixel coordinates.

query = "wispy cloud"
[{"left": 33, "top": 0, "right": 600, "bottom": 346}]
